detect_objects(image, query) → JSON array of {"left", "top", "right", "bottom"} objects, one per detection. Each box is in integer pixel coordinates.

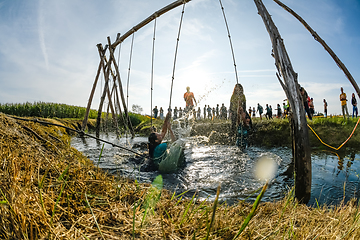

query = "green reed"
[{"left": 0, "top": 102, "right": 98, "bottom": 119}]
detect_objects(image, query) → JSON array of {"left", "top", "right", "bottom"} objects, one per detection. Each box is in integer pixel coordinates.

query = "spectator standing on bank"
[
  {"left": 197, "top": 107, "right": 201, "bottom": 119},
  {"left": 203, "top": 105, "right": 206, "bottom": 119},
  {"left": 207, "top": 105, "right": 212, "bottom": 119},
  {"left": 265, "top": 104, "right": 272, "bottom": 119},
  {"left": 153, "top": 106, "right": 158, "bottom": 119},
  {"left": 300, "top": 87, "right": 312, "bottom": 120},
  {"left": 173, "top": 107, "right": 178, "bottom": 120},
  {"left": 257, "top": 103, "right": 263, "bottom": 120},
  {"left": 253, "top": 107, "right": 256, "bottom": 118},
  {"left": 248, "top": 107, "right": 252, "bottom": 118},
  {"left": 179, "top": 107, "right": 183, "bottom": 118},
  {"left": 323, "top": 99, "right": 328, "bottom": 118},
  {"left": 309, "top": 98, "right": 315, "bottom": 117},
  {"left": 277, "top": 104, "right": 282, "bottom": 118},
  {"left": 340, "top": 87, "right": 349, "bottom": 119},
  {"left": 168, "top": 107, "right": 172, "bottom": 119},
  {"left": 220, "top": 103, "right": 227, "bottom": 120},
  {"left": 352, "top": 93, "right": 358, "bottom": 118},
  {"left": 159, "top": 107, "right": 164, "bottom": 120}
]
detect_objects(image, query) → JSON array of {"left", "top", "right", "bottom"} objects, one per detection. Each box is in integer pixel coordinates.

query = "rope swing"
[
  {"left": 150, "top": 17, "right": 157, "bottom": 127},
  {"left": 169, "top": 1, "right": 186, "bottom": 110},
  {"left": 219, "top": 0, "right": 239, "bottom": 84},
  {"left": 126, "top": 32, "right": 135, "bottom": 111}
]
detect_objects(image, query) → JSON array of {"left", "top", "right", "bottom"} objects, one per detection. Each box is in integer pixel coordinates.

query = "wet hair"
[{"left": 148, "top": 133, "right": 160, "bottom": 158}]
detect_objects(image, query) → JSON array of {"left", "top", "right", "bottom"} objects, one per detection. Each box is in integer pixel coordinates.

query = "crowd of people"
[
  {"left": 152, "top": 87, "right": 358, "bottom": 122},
  {"left": 147, "top": 85, "right": 359, "bottom": 172}
]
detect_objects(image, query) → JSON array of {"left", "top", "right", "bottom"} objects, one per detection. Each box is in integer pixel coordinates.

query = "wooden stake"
[
  {"left": 95, "top": 45, "right": 112, "bottom": 138},
  {"left": 254, "top": 0, "right": 311, "bottom": 203},
  {"left": 107, "top": 36, "right": 135, "bottom": 137},
  {"left": 106, "top": 83, "right": 120, "bottom": 135}
]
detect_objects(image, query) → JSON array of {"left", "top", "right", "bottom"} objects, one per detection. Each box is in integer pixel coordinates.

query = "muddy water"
[{"left": 71, "top": 132, "right": 360, "bottom": 206}]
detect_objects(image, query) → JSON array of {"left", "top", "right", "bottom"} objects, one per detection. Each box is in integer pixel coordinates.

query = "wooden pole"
[
  {"left": 107, "top": 36, "right": 135, "bottom": 137},
  {"left": 102, "top": 56, "right": 126, "bottom": 129},
  {"left": 81, "top": 58, "right": 103, "bottom": 131},
  {"left": 95, "top": 45, "right": 112, "bottom": 138},
  {"left": 254, "top": 0, "right": 311, "bottom": 203},
  {"left": 273, "top": 0, "right": 360, "bottom": 99},
  {"left": 111, "top": 0, "right": 192, "bottom": 49},
  {"left": 113, "top": 78, "right": 125, "bottom": 125},
  {"left": 106, "top": 83, "right": 120, "bottom": 135}
]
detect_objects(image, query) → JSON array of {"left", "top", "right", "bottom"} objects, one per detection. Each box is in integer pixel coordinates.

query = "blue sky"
[{"left": 0, "top": 0, "right": 359, "bottom": 116}]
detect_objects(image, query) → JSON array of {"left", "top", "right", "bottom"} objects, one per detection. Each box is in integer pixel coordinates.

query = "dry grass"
[{"left": 1, "top": 113, "right": 360, "bottom": 239}]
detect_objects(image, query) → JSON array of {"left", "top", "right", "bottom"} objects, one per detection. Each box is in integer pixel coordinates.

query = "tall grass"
[{"left": 3, "top": 113, "right": 360, "bottom": 239}]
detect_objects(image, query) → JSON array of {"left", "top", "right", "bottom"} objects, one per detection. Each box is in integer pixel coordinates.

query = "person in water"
[
  {"left": 230, "top": 84, "right": 246, "bottom": 138},
  {"left": 147, "top": 112, "right": 176, "bottom": 170},
  {"left": 236, "top": 100, "right": 252, "bottom": 150}
]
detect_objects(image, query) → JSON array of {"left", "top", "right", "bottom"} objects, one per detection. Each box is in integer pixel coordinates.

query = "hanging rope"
[
  {"left": 126, "top": 31, "right": 135, "bottom": 111},
  {"left": 117, "top": 36, "right": 122, "bottom": 68},
  {"left": 219, "top": 0, "right": 239, "bottom": 84},
  {"left": 169, "top": 2, "right": 186, "bottom": 110},
  {"left": 150, "top": 17, "right": 157, "bottom": 127},
  {"left": 307, "top": 117, "right": 360, "bottom": 151}
]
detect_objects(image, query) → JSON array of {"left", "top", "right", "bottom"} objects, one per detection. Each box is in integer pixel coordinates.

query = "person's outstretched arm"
[
  {"left": 160, "top": 112, "right": 171, "bottom": 139},
  {"left": 167, "top": 121, "right": 176, "bottom": 142}
]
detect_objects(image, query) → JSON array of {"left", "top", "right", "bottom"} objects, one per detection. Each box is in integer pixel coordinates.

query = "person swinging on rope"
[
  {"left": 143, "top": 112, "right": 184, "bottom": 173},
  {"left": 184, "top": 86, "right": 197, "bottom": 116}
]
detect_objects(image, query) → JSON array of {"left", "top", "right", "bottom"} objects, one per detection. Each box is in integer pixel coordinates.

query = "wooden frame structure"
[
  {"left": 82, "top": 0, "right": 358, "bottom": 203},
  {"left": 81, "top": 0, "right": 192, "bottom": 138}
]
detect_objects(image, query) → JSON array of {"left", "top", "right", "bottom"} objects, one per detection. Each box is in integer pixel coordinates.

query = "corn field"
[{"left": 0, "top": 102, "right": 98, "bottom": 119}]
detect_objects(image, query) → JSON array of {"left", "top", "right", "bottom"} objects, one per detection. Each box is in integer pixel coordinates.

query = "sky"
[{"left": 0, "top": 0, "right": 360, "bottom": 116}]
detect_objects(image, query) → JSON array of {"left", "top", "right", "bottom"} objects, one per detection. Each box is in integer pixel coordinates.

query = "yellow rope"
[{"left": 307, "top": 117, "right": 360, "bottom": 151}]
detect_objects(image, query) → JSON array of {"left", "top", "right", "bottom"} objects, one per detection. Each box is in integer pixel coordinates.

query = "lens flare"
[{"left": 255, "top": 155, "right": 278, "bottom": 182}]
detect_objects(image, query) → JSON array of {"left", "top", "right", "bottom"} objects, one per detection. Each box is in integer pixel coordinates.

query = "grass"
[{"left": 2, "top": 113, "right": 360, "bottom": 239}]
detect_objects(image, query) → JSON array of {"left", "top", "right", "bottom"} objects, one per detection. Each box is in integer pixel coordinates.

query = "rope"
[
  {"left": 307, "top": 117, "right": 360, "bottom": 151},
  {"left": 169, "top": 2, "right": 186, "bottom": 110},
  {"left": 150, "top": 17, "right": 157, "bottom": 127},
  {"left": 126, "top": 32, "right": 135, "bottom": 112},
  {"left": 6, "top": 114, "right": 146, "bottom": 157},
  {"left": 117, "top": 34, "right": 122, "bottom": 67},
  {"left": 219, "top": 0, "right": 239, "bottom": 84}
]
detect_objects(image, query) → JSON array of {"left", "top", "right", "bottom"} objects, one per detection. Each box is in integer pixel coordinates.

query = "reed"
[{"left": 0, "top": 101, "right": 98, "bottom": 119}]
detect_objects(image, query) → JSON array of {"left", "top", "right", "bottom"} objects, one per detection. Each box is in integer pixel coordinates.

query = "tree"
[{"left": 132, "top": 104, "right": 143, "bottom": 114}]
